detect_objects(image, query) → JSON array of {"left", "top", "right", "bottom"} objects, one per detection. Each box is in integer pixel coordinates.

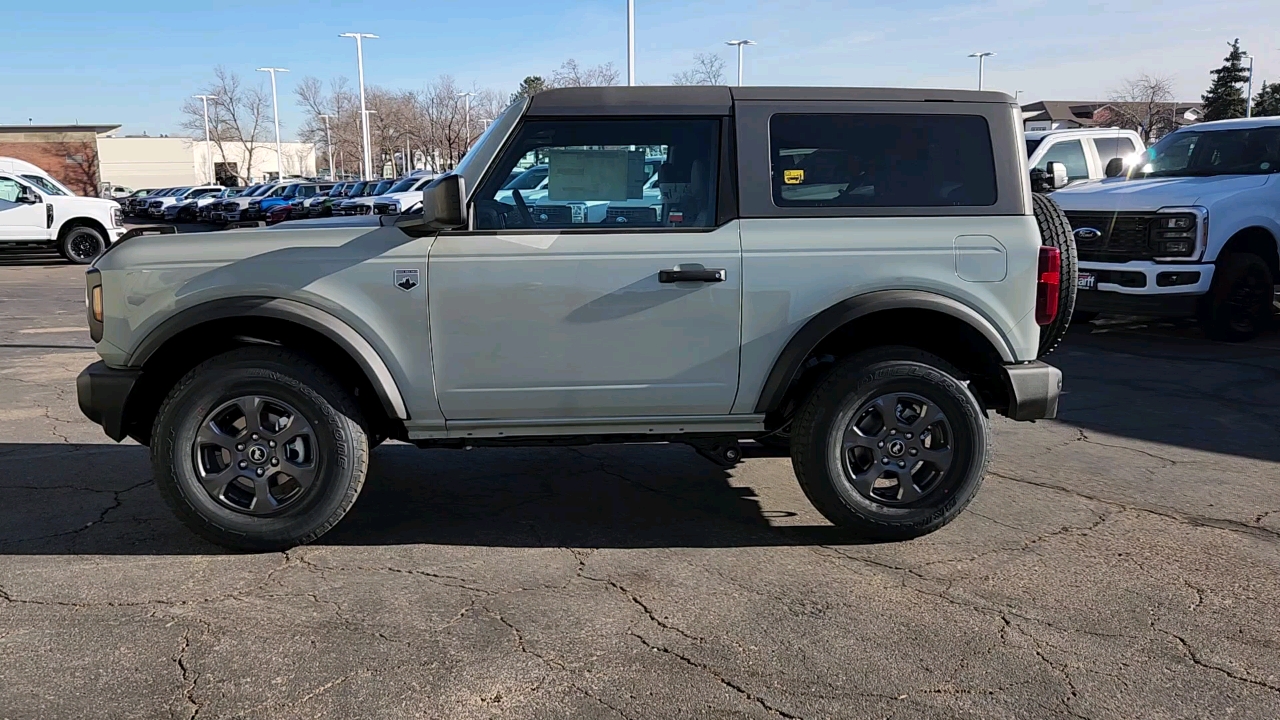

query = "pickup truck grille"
[
  {"left": 1063, "top": 212, "right": 1157, "bottom": 262},
  {"left": 606, "top": 207, "right": 659, "bottom": 224},
  {"left": 533, "top": 206, "right": 572, "bottom": 224}
]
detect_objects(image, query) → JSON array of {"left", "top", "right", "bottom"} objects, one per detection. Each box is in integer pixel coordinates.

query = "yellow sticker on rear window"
[{"left": 783, "top": 169, "right": 804, "bottom": 184}]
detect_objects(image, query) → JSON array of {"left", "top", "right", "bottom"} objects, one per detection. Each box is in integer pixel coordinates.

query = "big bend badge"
[{"left": 394, "top": 268, "right": 419, "bottom": 292}]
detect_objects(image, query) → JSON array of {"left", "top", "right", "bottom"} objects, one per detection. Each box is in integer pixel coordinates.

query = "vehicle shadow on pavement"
[
  {"left": 1052, "top": 319, "right": 1280, "bottom": 463},
  {"left": 0, "top": 442, "right": 858, "bottom": 556}
]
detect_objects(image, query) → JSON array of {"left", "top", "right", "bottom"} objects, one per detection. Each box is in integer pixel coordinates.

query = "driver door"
[
  {"left": 427, "top": 115, "right": 742, "bottom": 421},
  {"left": 0, "top": 177, "right": 48, "bottom": 242}
]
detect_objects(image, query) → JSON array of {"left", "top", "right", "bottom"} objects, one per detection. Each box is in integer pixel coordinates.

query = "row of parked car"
[{"left": 117, "top": 172, "right": 444, "bottom": 228}]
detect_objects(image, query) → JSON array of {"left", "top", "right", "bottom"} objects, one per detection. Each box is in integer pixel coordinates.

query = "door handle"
[{"left": 659, "top": 268, "right": 726, "bottom": 283}]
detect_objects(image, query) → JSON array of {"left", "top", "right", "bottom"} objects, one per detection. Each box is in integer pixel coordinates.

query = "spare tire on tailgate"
[{"left": 1032, "top": 193, "right": 1078, "bottom": 357}]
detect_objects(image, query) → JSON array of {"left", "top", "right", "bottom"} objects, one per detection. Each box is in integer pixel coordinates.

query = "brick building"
[{"left": 0, "top": 124, "right": 120, "bottom": 196}]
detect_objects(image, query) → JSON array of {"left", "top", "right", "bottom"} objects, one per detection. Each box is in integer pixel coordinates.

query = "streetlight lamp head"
[
  {"left": 339, "top": 32, "right": 379, "bottom": 39},
  {"left": 726, "top": 39, "right": 755, "bottom": 47},
  {"left": 968, "top": 51, "right": 995, "bottom": 58}
]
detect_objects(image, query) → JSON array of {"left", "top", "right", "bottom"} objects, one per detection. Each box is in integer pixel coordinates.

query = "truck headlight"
[
  {"left": 111, "top": 207, "right": 123, "bottom": 227},
  {"left": 1153, "top": 207, "right": 1207, "bottom": 260}
]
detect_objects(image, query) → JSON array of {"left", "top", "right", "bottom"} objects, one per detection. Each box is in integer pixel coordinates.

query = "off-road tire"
[
  {"left": 1199, "top": 253, "right": 1274, "bottom": 342},
  {"left": 1032, "top": 193, "right": 1078, "bottom": 357},
  {"left": 790, "top": 347, "right": 989, "bottom": 541},
  {"left": 59, "top": 223, "right": 106, "bottom": 265},
  {"left": 151, "top": 347, "right": 370, "bottom": 551}
]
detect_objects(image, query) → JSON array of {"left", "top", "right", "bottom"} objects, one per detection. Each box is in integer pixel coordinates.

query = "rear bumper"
[
  {"left": 999, "top": 361, "right": 1061, "bottom": 421},
  {"left": 76, "top": 361, "right": 139, "bottom": 442}
]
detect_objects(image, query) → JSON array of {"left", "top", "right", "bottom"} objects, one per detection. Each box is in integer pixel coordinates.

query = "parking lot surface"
[{"left": 1, "top": 263, "right": 1278, "bottom": 719}]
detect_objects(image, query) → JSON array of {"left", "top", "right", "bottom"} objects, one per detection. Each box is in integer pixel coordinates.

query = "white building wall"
[{"left": 98, "top": 136, "right": 317, "bottom": 188}]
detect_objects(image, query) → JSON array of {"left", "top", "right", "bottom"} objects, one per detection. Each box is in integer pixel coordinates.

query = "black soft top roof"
[{"left": 526, "top": 86, "right": 1015, "bottom": 117}]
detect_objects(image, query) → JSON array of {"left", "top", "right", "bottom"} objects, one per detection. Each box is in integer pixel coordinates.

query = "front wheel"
[
  {"left": 1200, "top": 253, "right": 1275, "bottom": 342},
  {"left": 60, "top": 224, "right": 106, "bottom": 264},
  {"left": 151, "top": 347, "right": 370, "bottom": 551},
  {"left": 790, "top": 347, "right": 989, "bottom": 541}
]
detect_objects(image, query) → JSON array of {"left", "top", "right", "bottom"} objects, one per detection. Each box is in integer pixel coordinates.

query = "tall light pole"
[
  {"left": 193, "top": 94, "right": 217, "bottom": 184},
  {"left": 340, "top": 32, "right": 378, "bottom": 180},
  {"left": 968, "top": 52, "right": 995, "bottom": 91},
  {"left": 457, "top": 91, "right": 476, "bottom": 147},
  {"left": 1243, "top": 53, "right": 1255, "bottom": 118},
  {"left": 319, "top": 114, "right": 335, "bottom": 180},
  {"left": 725, "top": 40, "right": 755, "bottom": 86},
  {"left": 257, "top": 67, "right": 289, "bottom": 179},
  {"left": 626, "top": 0, "right": 635, "bottom": 86}
]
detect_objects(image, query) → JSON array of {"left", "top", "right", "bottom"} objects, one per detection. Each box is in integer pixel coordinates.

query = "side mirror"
[
  {"left": 16, "top": 187, "right": 40, "bottom": 204},
  {"left": 1045, "top": 161, "right": 1069, "bottom": 189},
  {"left": 420, "top": 173, "right": 467, "bottom": 229},
  {"left": 1104, "top": 157, "right": 1125, "bottom": 178}
]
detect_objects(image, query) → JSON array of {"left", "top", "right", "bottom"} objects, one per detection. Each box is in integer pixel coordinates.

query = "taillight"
[{"left": 1035, "top": 246, "right": 1061, "bottom": 326}]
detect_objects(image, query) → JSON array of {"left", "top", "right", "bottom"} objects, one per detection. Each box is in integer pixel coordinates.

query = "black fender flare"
[
  {"left": 753, "top": 290, "right": 1016, "bottom": 414},
  {"left": 128, "top": 297, "right": 409, "bottom": 420}
]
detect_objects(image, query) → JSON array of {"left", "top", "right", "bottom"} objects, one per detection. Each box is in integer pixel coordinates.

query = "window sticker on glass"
[
  {"left": 547, "top": 149, "right": 646, "bottom": 202},
  {"left": 784, "top": 169, "right": 804, "bottom": 184}
]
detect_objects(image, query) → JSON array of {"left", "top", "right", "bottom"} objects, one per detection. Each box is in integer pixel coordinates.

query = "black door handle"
[{"left": 659, "top": 268, "right": 726, "bottom": 283}]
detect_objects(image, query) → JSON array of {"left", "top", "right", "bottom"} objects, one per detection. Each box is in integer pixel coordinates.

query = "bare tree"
[
  {"left": 672, "top": 53, "right": 726, "bottom": 86},
  {"left": 294, "top": 75, "right": 362, "bottom": 178},
  {"left": 551, "top": 59, "right": 621, "bottom": 88},
  {"left": 1105, "top": 74, "right": 1179, "bottom": 143},
  {"left": 180, "top": 66, "right": 272, "bottom": 184}
]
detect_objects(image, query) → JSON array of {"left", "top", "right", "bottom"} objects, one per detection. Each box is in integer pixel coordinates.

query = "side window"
[
  {"left": 769, "top": 113, "right": 997, "bottom": 208},
  {"left": 1035, "top": 139, "right": 1089, "bottom": 181},
  {"left": 473, "top": 117, "right": 720, "bottom": 230},
  {"left": 0, "top": 179, "right": 21, "bottom": 203},
  {"left": 1092, "top": 136, "right": 1137, "bottom": 165}
]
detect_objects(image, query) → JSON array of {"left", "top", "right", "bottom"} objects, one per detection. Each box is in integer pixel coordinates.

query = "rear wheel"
[
  {"left": 151, "top": 347, "right": 370, "bottom": 551},
  {"left": 1200, "top": 253, "right": 1274, "bottom": 342},
  {"left": 1032, "top": 193, "right": 1078, "bottom": 357},
  {"left": 790, "top": 347, "right": 988, "bottom": 541},
  {"left": 59, "top": 224, "right": 106, "bottom": 264}
]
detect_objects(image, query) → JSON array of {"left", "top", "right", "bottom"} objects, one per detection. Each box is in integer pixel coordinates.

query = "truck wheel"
[
  {"left": 790, "top": 347, "right": 988, "bottom": 541},
  {"left": 60, "top": 224, "right": 106, "bottom": 264},
  {"left": 151, "top": 347, "right": 370, "bottom": 551},
  {"left": 1032, "top": 193, "right": 1078, "bottom": 357},
  {"left": 1199, "top": 253, "right": 1274, "bottom": 342}
]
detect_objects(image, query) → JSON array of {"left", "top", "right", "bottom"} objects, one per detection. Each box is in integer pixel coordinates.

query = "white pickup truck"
[
  {"left": 0, "top": 159, "right": 125, "bottom": 263},
  {"left": 1052, "top": 117, "right": 1280, "bottom": 340}
]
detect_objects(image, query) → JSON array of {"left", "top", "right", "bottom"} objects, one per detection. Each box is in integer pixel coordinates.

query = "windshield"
[
  {"left": 251, "top": 185, "right": 273, "bottom": 197},
  {"left": 503, "top": 165, "right": 548, "bottom": 190},
  {"left": 457, "top": 98, "right": 526, "bottom": 195},
  {"left": 1135, "top": 126, "right": 1280, "bottom": 179},
  {"left": 387, "top": 178, "right": 418, "bottom": 193},
  {"left": 22, "top": 175, "right": 68, "bottom": 196},
  {"left": 346, "top": 182, "right": 367, "bottom": 196},
  {"left": 371, "top": 180, "right": 393, "bottom": 195}
]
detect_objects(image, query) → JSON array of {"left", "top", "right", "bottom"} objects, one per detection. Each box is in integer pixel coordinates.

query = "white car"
[
  {"left": 1052, "top": 117, "right": 1280, "bottom": 340},
  {"left": 220, "top": 183, "right": 279, "bottom": 223},
  {"left": 0, "top": 171, "right": 125, "bottom": 263},
  {"left": 371, "top": 174, "right": 440, "bottom": 215},
  {"left": 148, "top": 186, "right": 223, "bottom": 218},
  {"left": 1026, "top": 128, "right": 1146, "bottom": 187}
]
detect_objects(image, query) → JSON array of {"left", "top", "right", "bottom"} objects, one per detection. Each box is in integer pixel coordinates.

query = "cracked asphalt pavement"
[{"left": 2, "top": 263, "right": 1279, "bottom": 719}]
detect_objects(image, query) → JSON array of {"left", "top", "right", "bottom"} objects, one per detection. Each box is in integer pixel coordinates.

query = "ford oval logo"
[{"left": 1074, "top": 227, "right": 1103, "bottom": 241}]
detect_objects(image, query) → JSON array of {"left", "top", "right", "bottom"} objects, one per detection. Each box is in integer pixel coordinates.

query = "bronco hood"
[{"left": 1050, "top": 174, "right": 1270, "bottom": 212}]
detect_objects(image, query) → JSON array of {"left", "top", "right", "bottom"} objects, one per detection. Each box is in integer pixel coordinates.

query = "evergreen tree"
[
  {"left": 1201, "top": 39, "right": 1250, "bottom": 121},
  {"left": 1254, "top": 81, "right": 1280, "bottom": 117},
  {"left": 510, "top": 76, "right": 548, "bottom": 104}
]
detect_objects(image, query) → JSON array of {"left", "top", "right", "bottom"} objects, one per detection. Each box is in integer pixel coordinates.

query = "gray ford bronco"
[{"left": 78, "top": 86, "right": 1073, "bottom": 551}]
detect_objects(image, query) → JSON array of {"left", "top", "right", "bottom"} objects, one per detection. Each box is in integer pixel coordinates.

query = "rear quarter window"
[{"left": 770, "top": 114, "right": 997, "bottom": 208}]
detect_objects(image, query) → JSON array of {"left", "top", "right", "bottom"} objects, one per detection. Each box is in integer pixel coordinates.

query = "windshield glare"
[
  {"left": 503, "top": 165, "right": 548, "bottom": 190},
  {"left": 1136, "top": 126, "right": 1280, "bottom": 178}
]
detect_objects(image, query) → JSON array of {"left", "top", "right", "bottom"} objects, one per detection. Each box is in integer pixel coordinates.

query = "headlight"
[
  {"left": 1152, "top": 207, "right": 1207, "bottom": 260},
  {"left": 111, "top": 207, "right": 122, "bottom": 227}
]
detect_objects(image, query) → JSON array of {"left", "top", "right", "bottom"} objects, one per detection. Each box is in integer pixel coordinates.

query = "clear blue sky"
[{"left": 4, "top": 0, "right": 1278, "bottom": 138}]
